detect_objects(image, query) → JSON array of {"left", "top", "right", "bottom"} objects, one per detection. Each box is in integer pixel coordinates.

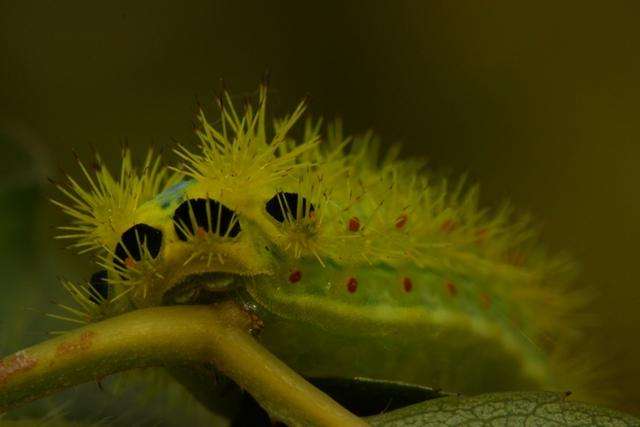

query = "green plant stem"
[{"left": 0, "top": 302, "right": 367, "bottom": 427}]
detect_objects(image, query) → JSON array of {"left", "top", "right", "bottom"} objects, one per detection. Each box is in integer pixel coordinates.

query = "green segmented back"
[
  {"left": 244, "top": 253, "right": 554, "bottom": 394},
  {"left": 53, "top": 84, "right": 587, "bottom": 398}
]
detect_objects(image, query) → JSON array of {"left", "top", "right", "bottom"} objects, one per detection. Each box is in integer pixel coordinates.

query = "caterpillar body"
[{"left": 54, "top": 85, "right": 587, "bottom": 398}]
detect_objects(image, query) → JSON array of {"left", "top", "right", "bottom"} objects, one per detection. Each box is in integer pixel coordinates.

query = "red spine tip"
[
  {"left": 125, "top": 257, "right": 136, "bottom": 269},
  {"left": 440, "top": 219, "right": 456, "bottom": 233},
  {"left": 395, "top": 213, "right": 408, "bottom": 229},
  {"left": 480, "top": 293, "right": 492, "bottom": 309},
  {"left": 475, "top": 228, "right": 488, "bottom": 244},
  {"left": 445, "top": 281, "right": 457, "bottom": 296}
]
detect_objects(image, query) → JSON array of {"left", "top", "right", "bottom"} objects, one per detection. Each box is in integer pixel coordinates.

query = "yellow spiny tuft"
[
  {"left": 47, "top": 278, "right": 126, "bottom": 332},
  {"left": 173, "top": 199, "right": 242, "bottom": 268},
  {"left": 97, "top": 237, "right": 166, "bottom": 303},
  {"left": 173, "top": 85, "right": 320, "bottom": 210},
  {"left": 271, "top": 171, "right": 331, "bottom": 265},
  {"left": 52, "top": 148, "right": 180, "bottom": 253}
]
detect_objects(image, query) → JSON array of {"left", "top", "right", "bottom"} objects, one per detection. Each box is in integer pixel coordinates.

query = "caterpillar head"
[{"left": 52, "top": 85, "right": 363, "bottom": 310}]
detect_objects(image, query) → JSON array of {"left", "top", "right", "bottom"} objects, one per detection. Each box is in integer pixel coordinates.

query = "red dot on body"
[
  {"left": 445, "top": 281, "right": 457, "bottom": 296},
  {"left": 346, "top": 277, "right": 358, "bottom": 293},
  {"left": 196, "top": 227, "right": 207, "bottom": 237},
  {"left": 480, "top": 293, "right": 492, "bottom": 309},
  {"left": 475, "top": 228, "right": 488, "bottom": 244},
  {"left": 348, "top": 217, "right": 360, "bottom": 232},
  {"left": 402, "top": 277, "right": 413, "bottom": 292},
  {"left": 395, "top": 213, "right": 408, "bottom": 229},
  {"left": 288, "top": 270, "right": 302, "bottom": 283}
]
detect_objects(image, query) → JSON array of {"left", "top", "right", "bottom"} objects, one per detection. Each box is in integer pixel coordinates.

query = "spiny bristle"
[
  {"left": 173, "top": 198, "right": 242, "bottom": 268},
  {"left": 48, "top": 278, "right": 123, "bottom": 329},
  {"left": 172, "top": 86, "right": 320, "bottom": 208},
  {"left": 97, "top": 241, "right": 164, "bottom": 302},
  {"left": 52, "top": 149, "right": 180, "bottom": 252}
]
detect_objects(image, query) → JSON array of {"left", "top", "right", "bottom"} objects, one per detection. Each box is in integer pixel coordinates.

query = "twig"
[{"left": 0, "top": 301, "right": 367, "bottom": 427}]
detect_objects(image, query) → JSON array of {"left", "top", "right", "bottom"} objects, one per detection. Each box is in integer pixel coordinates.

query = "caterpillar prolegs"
[{"left": 54, "top": 84, "right": 590, "bottom": 399}]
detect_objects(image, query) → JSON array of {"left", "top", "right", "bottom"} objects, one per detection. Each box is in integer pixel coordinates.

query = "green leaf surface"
[{"left": 368, "top": 391, "right": 640, "bottom": 426}]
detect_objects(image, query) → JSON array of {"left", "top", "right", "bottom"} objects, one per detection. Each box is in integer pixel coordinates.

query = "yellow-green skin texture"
[
  {"left": 56, "top": 88, "right": 582, "bottom": 397},
  {"left": 129, "top": 179, "right": 547, "bottom": 394}
]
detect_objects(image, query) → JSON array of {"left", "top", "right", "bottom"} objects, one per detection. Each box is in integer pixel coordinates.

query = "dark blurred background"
[{"left": 1, "top": 0, "right": 639, "bottom": 420}]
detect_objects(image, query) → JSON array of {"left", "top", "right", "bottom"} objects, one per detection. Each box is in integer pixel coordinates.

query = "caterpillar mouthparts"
[
  {"left": 161, "top": 271, "right": 239, "bottom": 305},
  {"left": 52, "top": 83, "right": 594, "bottom": 399}
]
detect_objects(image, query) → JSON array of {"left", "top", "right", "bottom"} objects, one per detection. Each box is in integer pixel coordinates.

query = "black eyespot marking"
[
  {"left": 265, "top": 192, "right": 315, "bottom": 223},
  {"left": 89, "top": 269, "right": 109, "bottom": 303},
  {"left": 113, "top": 223, "right": 163, "bottom": 269},
  {"left": 173, "top": 198, "right": 241, "bottom": 241}
]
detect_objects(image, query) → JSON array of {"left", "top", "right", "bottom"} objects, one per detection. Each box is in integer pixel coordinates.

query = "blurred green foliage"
[{"left": 1, "top": 0, "right": 639, "bottom": 421}]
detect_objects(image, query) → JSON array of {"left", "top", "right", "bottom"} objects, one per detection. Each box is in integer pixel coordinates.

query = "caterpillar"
[{"left": 53, "top": 83, "right": 590, "bottom": 400}]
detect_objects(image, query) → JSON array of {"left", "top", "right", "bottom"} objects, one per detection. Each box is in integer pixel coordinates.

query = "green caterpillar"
[{"left": 53, "top": 84, "right": 589, "bottom": 400}]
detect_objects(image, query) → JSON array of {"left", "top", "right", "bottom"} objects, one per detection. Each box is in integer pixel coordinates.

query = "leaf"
[{"left": 368, "top": 391, "right": 640, "bottom": 426}]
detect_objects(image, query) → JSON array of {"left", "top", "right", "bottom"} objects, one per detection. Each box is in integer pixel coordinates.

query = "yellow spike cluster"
[
  {"left": 52, "top": 148, "right": 180, "bottom": 253},
  {"left": 173, "top": 86, "right": 319, "bottom": 211},
  {"left": 49, "top": 279, "right": 117, "bottom": 328}
]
